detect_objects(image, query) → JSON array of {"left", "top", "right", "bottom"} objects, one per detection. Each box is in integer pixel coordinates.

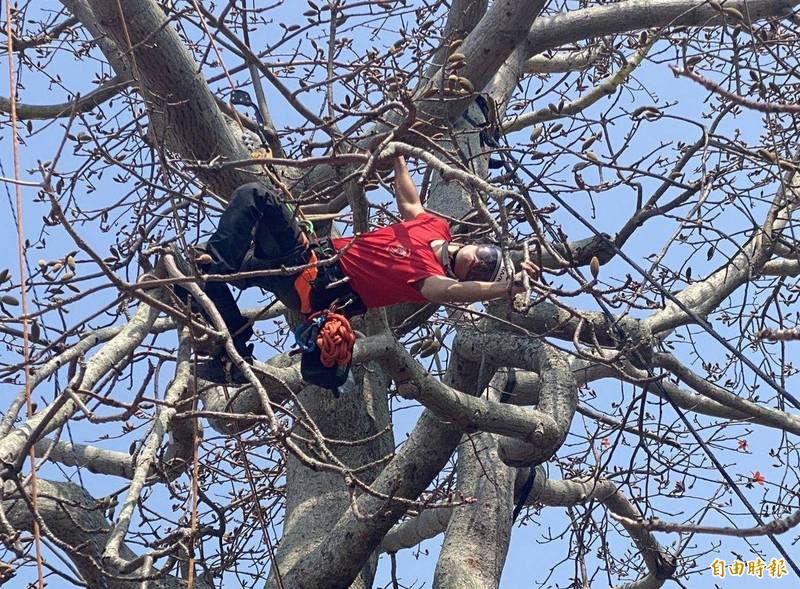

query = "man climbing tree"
[{"left": 192, "top": 154, "right": 538, "bottom": 386}]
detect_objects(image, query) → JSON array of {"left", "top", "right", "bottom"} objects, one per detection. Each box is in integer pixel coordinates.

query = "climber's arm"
[
  {"left": 419, "top": 275, "right": 521, "bottom": 304},
  {"left": 394, "top": 155, "right": 425, "bottom": 221},
  {"left": 419, "top": 262, "right": 538, "bottom": 304}
]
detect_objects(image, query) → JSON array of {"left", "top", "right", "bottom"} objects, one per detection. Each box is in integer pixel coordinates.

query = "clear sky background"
[{"left": 1, "top": 1, "right": 798, "bottom": 588}]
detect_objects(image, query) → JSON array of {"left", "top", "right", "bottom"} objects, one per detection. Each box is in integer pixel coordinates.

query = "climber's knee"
[{"left": 230, "top": 182, "right": 277, "bottom": 213}]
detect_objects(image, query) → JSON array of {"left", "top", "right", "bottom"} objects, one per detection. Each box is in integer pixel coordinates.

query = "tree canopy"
[{"left": 2, "top": 0, "right": 800, "bottom": 587}]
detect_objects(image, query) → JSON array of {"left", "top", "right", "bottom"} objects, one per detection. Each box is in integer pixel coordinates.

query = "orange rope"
[
  {"left": 315, "top": 312, "right": 356, "bottom": 368},
  {"left": 4, "top": 4, "right": 45, "bottom": 587}
]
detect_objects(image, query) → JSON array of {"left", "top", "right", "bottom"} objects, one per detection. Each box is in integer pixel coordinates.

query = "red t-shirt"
[{"left": 332, "top": 212, "right": 451, "bottom": 308}]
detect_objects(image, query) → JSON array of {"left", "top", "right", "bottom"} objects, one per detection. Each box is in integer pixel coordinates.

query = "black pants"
[{"left": 200, "top": 183, "right": 307, "bottom": 352}]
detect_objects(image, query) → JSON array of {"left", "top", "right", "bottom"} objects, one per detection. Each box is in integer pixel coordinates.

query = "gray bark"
[
  {"left": 432, "top": 374, "right": 516, "bottom": 589},
  {"left": 84, "top": 0, "right": 255, "bottom": 198},
  {"left": 268, "top": 362, "right": 393, "bottom": 589},
  {"left": 3, "top": 479, "right": 213, "bottom": 588},
  {"left": 525, "top": 0, "right": 800, "bottom": 58},
  {"left": 433, "top": 431, "right": 516, "bottom": 589},
  {"left": 275, "top": 340, "right": 490, "bottom": 588}
]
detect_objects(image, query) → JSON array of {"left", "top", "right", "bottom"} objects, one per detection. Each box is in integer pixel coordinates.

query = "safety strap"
[
  {"left": 294, "top": 249, "right": 319, "bottom": 315},
  {"left": 439, "top": 240, "right": 458, "bottom": 279},
  {"left": 512, "top": 467, "right": 537, "bottom": 523},
  {"left": 500, "top": 370, "right": 537, "bottom": 522},
  {"left": 462, "top": 95, "right": 504, "bottom": 168}
]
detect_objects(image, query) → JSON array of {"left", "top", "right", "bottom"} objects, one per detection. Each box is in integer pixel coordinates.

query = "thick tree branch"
[
  {"left": 85, "top": 0, "right": 256, "bottom": 197},
  {"left": 3, "top": 478, "right": 213, "bottom": 588},
  {"left": 646, "top": 159, "right": 800, "bottom": 333},
  {"left": 524, "top": 45, "right": 601, "bottom": 74},
  {"left": 0, "top": 76, "right": 130, "bottom": 120},
  {"left": 525, "top": 0, "right": 800, "bottom": 58},
  {"left": 0, "top": 288, "right": 164, "bottom": 478}
]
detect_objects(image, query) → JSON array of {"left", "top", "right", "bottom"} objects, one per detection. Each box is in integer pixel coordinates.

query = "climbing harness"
[
  {"left": 289, "top": 235, "right": 364, "bottom": 392},
  {"left": 294, "top": 248, "right": 320, "bottom": 315}
]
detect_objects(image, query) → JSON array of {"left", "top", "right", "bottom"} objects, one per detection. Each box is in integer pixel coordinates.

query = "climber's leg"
[
  {"left": 197, "top": 182, "right": 308, "bottom": 351},
  {"left": 204, "top": 182, "right": 273, "bottom": 274}
]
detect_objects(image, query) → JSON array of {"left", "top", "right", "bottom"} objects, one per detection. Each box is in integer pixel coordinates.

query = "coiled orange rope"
[{"left": 315, "top": 311, "right": 356, "bottom": 368}]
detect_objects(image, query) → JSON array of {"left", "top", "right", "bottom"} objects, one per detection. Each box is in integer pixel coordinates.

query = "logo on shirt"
[{"left": 387, "top": 244, "right": 410, "bottom": 259}]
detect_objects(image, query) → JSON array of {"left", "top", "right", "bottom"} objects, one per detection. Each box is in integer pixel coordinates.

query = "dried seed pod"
[
  {"left": 590, "top": 256, "right": 600, "bottom": 279},
  {"left": 457, "top": 77, "right": 474, "bottom": 92},
  {"left": 419, "top": 340, "right": 441, "bottom": 358},
  {"left": 724, "top": 7, "right": 744, "bottom": 19},
  {"left": 581, "top": 135, "right": 597, "bottom": 151},
  {"left": 584, "top": 150, "right": 601, "bottom": 164}
]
